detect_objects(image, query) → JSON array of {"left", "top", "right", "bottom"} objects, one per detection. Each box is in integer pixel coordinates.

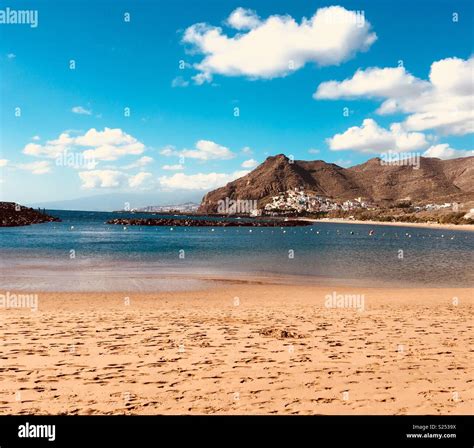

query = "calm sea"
[{"left": 0, "top": 210, "right": 473, "bottom": 291}]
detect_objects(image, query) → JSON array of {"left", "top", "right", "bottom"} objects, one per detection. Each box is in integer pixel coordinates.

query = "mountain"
[
  {"left": 29, "top": 192, "right": 203, "bottom": 212},
  {"left": 199, "top": 154, "right": 474, "bottom": 213}
]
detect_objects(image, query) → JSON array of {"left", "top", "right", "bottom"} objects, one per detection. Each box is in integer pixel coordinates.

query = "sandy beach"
[
  {"left": 0, "top": 281, "right": 472, "bottom": 415},
  {"left": 310, "top": 218, "right": 474, "bottom": 232}
]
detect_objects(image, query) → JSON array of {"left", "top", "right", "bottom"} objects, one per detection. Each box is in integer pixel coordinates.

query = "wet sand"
[
  {"left": 310, "top": 218, "right": 474, "bottom": 232},
  {"left": 0, "top": 282, "right": 472, "bottom": 415}
]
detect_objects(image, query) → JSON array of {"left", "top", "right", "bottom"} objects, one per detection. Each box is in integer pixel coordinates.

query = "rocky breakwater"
[
  {"left": 0, "top": 202, "right": 61, "bottom": 227},
  {"left": 106, "top": 217, "right": 311, "bottom": 227}
]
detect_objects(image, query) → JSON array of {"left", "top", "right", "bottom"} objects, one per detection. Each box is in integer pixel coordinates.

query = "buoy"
[
  {"left": 369, "top": 230, "right": 375, "bottom": 236},
  {"left": 350, "top": 231, "right": 354, "bottom": 235},
  {"left": 70, "top": 226, "right": 74, "bottom": 230},
  {"left": 123, "top": 226, "right": 127, "bottom": 230}
]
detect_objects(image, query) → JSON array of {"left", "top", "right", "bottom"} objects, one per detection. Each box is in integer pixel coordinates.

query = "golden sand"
[{"left": 0, "top": 283, "right": 472, "bottom": 415}]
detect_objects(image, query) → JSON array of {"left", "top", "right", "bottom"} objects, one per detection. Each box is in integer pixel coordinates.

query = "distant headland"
[{"left": 0, "top": 202, "right": 61, "bottom": 227}]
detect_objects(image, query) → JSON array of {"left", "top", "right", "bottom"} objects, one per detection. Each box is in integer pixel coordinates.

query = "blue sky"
[{"left": 0, "top": 0, "right": 473, "bottom": 205}]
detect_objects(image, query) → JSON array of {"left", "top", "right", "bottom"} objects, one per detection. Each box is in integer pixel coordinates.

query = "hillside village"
[{"left": 263, "top": 189, "right": 375, "bottom": 215}]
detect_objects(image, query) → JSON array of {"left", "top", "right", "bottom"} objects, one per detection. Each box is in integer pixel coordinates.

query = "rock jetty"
[
  {"left": 0, "top": 202, "right": 61, "bottom": 227},
  {"left": 106, "top": 217, "right": 311, "bottom": 227}
]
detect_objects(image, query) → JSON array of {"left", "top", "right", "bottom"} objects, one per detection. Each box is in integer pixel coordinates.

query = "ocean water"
[{"left": 0, "top": 209, "right": 473, "bottom": 291}]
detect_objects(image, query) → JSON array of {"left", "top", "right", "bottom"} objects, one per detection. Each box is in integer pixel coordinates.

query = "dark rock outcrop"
[
  {"left": 0, "top": 202, "right": 61, "bottom": 227},
  {"left": 106, "top": 217, "right": 311, "bottom": 227}
]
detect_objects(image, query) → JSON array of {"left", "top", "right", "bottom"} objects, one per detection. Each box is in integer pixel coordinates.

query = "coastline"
[
  {"left": 1, "top": 283, "right": 472, "bottom": 415},
  {"left": 308, "top": 218, "right": 474, "bottom": 232}
]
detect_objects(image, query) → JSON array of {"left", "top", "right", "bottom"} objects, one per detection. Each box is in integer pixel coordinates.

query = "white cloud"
[
  {"left": 17, "top": 161, "right": 51, "bottom": 175},
  {"left": 226, "top": 7, "right": 261, "bottom": 30},
  {"left": 72, "top": 106, "right": 92, "bottom": 115},
  {"left": 162, "top": 164, "right": 184, "bottom": 171},
  {"left": 308, "top": 148, "right": 320, "bottom": 154},
  {"left": 159, "top": 146, "right": 178, "bottom": 156},
  {"left": 159, "top": 170, "right": 248, "bottom": 190},
  {"left": 314, "top": 56, "right": 474, "bottom": 136},
  {"left": 79, "top": 170, "right": 126, "bottom": 189},
  {"left": 241, "top": 146, "right": 253, "bottom": 155},
  {"left": 314, "top": 66, "right": 428, "bottom": 100},
  {"left": 7, "top": 53, "right": 15, "bottom": 59},
  {"left": 75, "top": 128, "right": 136, "bottom": 147},
  {"left": 241, "top": 158, "right": 258, "bottom": 168},
  {"left": 123, "top": 156, "right": 154, "bottom": 169},
  {"left": 0, "top": 159, "right": 9, "bottom": 167},
  {"left": 327, "top": 119, "right": 429, "bottom": 153},
  {"left": 161, "top": 140, "right": 236, "bottom": 161},
  {"left": 183, "top": 6, "right": 376, "bottom": 83},
  {"left": 171, "top": 76, "right": 189, "bottom": 88},
  {"left": 128, "top": 172, "right": 153, "bottom": 188},
  {"left": 23, "top": 132, "right": 74, "bottom": 158},
  {"left": 79, "top": 169, "right": 153, "bottom": 189},
  {"left": 82, "top": 143, "right": 144, "bottom": 162},
  {"left": 32, "top": 135, "right": 40, "bottom": 141},
  {"left": 23, "top": 128, "right": 145, "bottom": 162},
  {"left": 423, "top": 144, "right": 474, "bottom": 160},
  {"left": 181, "top": 140, "right": 235, "bottom": 160},
  {"left": 333, "top": 158, "right": 352, "bottom": 168}
]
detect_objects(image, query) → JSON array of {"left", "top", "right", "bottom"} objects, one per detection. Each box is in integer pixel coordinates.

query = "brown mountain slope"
[{"left": 198, "top": 155, "right": 474, "bottom": 213}]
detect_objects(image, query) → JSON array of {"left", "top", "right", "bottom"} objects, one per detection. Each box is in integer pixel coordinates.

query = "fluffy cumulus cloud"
[
  {"left": 182, "top": 6, "right": 376, "bottom": 83},
  {"left": 17, "top": 161, "right": 51, "bottom": 175},
  {"left": 423, "top": 144, "right": 474, "bottom": 160},
  {"left": 181, "top": 140, "right": 235, "bottom": 160},
  {"left": 0, "top": 159, "right": 9, "bottom": 167},
  {"left": 159, "top": 170, "right": 249, "bottom": 190},
  {"left": 314, "top": 66, "right": 428, "bottom": 100},
  {"left": 161, "top": 140, "right": 236, "bottom": 161},
  {"left": 22, "top": 128, "right": 146, "bottom": 162},
  {"left": 122, "top": 156, "right": 154, "bottom": 169},
  {"left": 159, "top": 146, "right": 177, "bottom": 157},
  {"left": 23, "top": 132, "right": 74, "bottom": 158},
  {"left": 128, "top": 172, "right": 153, "bottom": 188},
  {"left": 241, "top": 158, "right": 258, "bottom": 168},
  {"left": 315, "top": 56, "right": 474, "bottom": 136},
  {"left": 326, "top": 119, "right": 429, "bottom": 153},
  {"left": 226, "top": 7, "right": 261, "bottom": 30},
  {"left": 78, "top": 170, "right": 153, "bottom": 189}
]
